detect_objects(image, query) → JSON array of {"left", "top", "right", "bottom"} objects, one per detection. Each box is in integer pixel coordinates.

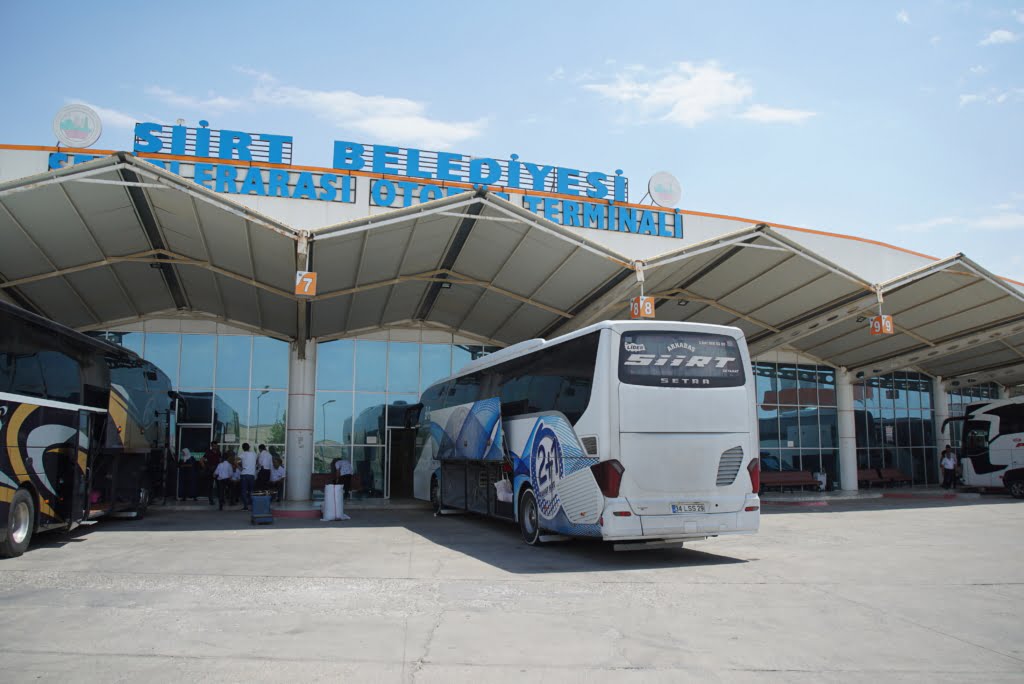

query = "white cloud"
[
  {"left": 68, "top": 99, "right": 141, "bottom": 129},
  {"left": 970, "top": 213, "right": 1024, "bottom": 230},
  {"left": 980, "top": 29, "right": 1019, "bottom": 45},
  {"left": 969, "top": 65, "right": 987, "bottom": 75},
  {"left": 930, "top": 35, "right": 942, "bottom": 45},
  {"left": 897, "top": 212, "right": 1024, "bottom": 233},
  {"left": 583, "top": 61, "right": 812, "bottom": 127},
  {"left": 896, "top": 216, "right": 958, "bottom": 232},
  {"left": 958, "top": 88, "right": 1024, "bottom": 106},
  {"left": 994, "top": 202, "right": 1014, "bottom": 210},
  {"left": 548, "top": 66, "right": 566, "bottom": 81},
  {"left": 1014, "top": 9, "right": 1024, "bottom": 24},
  {"left": 249, "top": 75, "right": 486, "bottom": 149},
  {"left": 897, "top": 10, "right": 910, "bottom": 24},
  {"left": 145, "top": 86, "right": 241, "bottom": 111},
  {"left": 738, "top": 104, "right": 817, "bottom": 123}
]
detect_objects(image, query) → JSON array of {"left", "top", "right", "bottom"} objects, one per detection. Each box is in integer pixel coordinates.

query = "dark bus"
[{"left": 0, "top": 301, "right": 174, "bottom": 557}]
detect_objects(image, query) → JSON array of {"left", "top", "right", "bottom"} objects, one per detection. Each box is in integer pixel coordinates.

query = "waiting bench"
[
  {"left": 760, "top": 470, "right": 820, "bottom": 492},
  {"left": 857, "top": 468, "right": 886, "bottom": 488},
  {"left": 878, "top": 468, "right": 911, "bottom": 487}
]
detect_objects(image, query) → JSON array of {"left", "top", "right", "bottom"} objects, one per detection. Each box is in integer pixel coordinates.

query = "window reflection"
[
  {"left": 317, "top": 339, "right": 354, "bottom": 391},
  {"left": 252, "top": 337, "right": 288, "bottom": 389},
  {"left": 387, "top": 342, "right": 419, "bottom": 394},
  {"left": 420, "top": 344, "right": 452, "bottom": 393},
  {"left": 144, "top": 333, "right": 179, "bottom": 385},
  {"left": 180, "top": 335, "right": 215, "bottom": 388},
  {"left": 355, "top": 341, "right": 387, "bottom": 392},
  {"left": 216, "top": 336, "right": 251, "bottom": 388}
]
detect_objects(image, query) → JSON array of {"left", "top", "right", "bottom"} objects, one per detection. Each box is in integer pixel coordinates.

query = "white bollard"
[{"left": 322, "top": 484, "right": 337, "bottom": 521}]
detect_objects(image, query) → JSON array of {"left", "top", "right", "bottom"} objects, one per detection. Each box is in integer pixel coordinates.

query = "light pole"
[
  {"left": 321, "top": 399, "right": 336, "bottom": 459},
  {"left": 255, "top": 386, "right": 269, "bottom": 444}
]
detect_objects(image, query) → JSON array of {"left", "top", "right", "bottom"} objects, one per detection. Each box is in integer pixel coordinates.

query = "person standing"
[
  {"left": 334, "top": 456, "right": 353, "bottom": 498},
  {"left": 940, "top": 446, "right": 958, "bottom": 490},
  {"left": 238, "top": 442, "right": 258, "bottom": 510},
  {"left": 201, "top": 440, "right": 222, "bottom": 506},
  {"left": 228, "top": 452, "right": 241, "bottom": 505},
  {"left": 213, "top": 456, "right": 234, "bottom": 510},
  {"left": 270, "top": 457, "right": 286, "bottom": 502},
  {"left": 256, "top": 444, "right": 273, "bottom": 489},
  {"left": 177, "top": 448, "right": 198, "bottom": 501}
]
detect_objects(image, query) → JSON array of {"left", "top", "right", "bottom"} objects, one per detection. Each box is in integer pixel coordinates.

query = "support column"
[
  {"left": 836, "top": 368, "right": 858, "bottom": 491},
  {"left": 285, "top": 339, "right": 317, "bottom": 502},
  {"left": 933, "top": 376, "right": 950, "bottom": 454},
  {"left": 995, "top": 383, "right": 1008, "bottom": 400}
]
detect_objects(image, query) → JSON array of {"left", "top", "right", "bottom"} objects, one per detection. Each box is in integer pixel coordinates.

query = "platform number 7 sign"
[{"left": 295, "top": 271, "right": 318, "bottom": 296}]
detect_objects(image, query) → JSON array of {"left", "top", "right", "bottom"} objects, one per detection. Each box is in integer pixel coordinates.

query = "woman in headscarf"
[{"left": 177, "top": 448, "right": 198, "bottom": 501}]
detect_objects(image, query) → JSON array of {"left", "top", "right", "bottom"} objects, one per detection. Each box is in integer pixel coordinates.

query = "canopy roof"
[{"left": 1, "top": 152, "right": 1021, "bottom": 386}]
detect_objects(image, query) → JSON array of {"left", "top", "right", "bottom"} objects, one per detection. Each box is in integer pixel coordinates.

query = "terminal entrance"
[{"left": 385, "top": 427, "right": 417, "bottom": 499}]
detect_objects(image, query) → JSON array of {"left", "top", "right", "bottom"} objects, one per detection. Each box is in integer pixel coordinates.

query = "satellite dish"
[
  {"left": 53, "top": 104, "right": 102, "bottom": 148},
  {"left": 648, "top": 171, "right": 681, "bottom": 207}
]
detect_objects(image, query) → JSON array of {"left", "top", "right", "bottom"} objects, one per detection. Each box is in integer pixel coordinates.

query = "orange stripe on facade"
[{"left": 2, "top": 143, "right": 1021, "bottom": 287}]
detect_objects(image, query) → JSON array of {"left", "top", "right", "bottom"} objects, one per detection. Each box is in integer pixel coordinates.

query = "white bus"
[
  {"left": 944, "top": 396, "right": 1024, "bottom": 498},
  {"left": 412, "top": 320, "right": 761, "bottom": 548}
]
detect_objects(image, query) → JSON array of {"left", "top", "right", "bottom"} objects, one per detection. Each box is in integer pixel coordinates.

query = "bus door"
[
  {"left": 64, "top": 411, "right": 98, "bottom": 528},
  {"left": 385, "top": 426, "right": 417, "bottom": 499}
]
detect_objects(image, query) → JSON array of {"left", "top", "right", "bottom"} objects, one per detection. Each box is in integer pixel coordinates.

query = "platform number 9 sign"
[
  {"left": 869, "top": 314, "right": 894, "bottom": 336},
  {"left": 630, "top": 296, "right": 655, "bottom": 319}
]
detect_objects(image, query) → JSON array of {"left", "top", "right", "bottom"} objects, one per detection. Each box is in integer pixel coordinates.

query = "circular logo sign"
[
  {"left": 530, "top": 423, "right": 564, "bottom": 520},
  {"left": 53, "top": 104, "right": 102, "bottom": 148},
  {"left": 648, "top": 171, "right": 682, "bottom": 207}
]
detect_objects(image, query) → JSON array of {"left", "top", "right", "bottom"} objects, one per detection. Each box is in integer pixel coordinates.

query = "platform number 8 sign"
[{"left": 630, "top": 296, "right": 655, "bottom": 319}]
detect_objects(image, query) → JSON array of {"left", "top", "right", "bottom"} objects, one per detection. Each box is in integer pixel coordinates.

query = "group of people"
[{"left": 178, "top": 441, "right": 286, "bottom": 510}]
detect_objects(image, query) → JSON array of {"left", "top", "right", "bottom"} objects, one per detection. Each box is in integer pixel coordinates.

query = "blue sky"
[{"left": 2, "top": 1, "right": 1022, "bottom": 278}]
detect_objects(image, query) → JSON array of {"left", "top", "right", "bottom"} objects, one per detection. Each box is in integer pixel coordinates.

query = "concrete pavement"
[{"left": 0, "top": 497, "right": 1021, "bottom": 682}]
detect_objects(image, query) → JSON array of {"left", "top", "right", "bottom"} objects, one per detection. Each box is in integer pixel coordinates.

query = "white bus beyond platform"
[{"left": 412, "top": 320, "right": 761, "bottom": 547}]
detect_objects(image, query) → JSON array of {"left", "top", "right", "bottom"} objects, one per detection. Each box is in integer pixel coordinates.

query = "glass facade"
[
  {"left": 314, "top": 335, "right": 500, "bottom": 498},
  {"left": 946, "top": 382, "right": 1000, "bottom": 448},
  {"left": 94, "top": 331, "right": 290, "bottom": 464},
  {"left": 96, "top": 325, "right": 954, "bottom": 496},
  {"left": 854, "top": 372, "right": 936, "bottom": 485},
  {"left": 754, "top": 356, "right": 840, "bottom": 488}
]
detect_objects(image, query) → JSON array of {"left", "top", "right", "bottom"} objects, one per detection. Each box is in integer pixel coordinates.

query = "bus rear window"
[{"left": 618, "top": 331, "right": 745, "bottom": 388}]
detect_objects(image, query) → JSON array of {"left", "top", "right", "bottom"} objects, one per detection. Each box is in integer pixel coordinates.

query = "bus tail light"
[
  {"left": 747, "top": 457, "right": 760, "bottom": 493},
  {"left": 591, "top": 459, "right": 624, "bottom": 498}
]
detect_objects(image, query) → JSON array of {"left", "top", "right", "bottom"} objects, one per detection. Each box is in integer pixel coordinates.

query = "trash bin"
[{"left": 250, "top": 490, "right": 274, "bottom": 525}]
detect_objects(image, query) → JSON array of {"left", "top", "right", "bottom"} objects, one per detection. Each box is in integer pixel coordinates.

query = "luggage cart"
[{"left": 250, "top": 490, "right": 274, "bottom": 525}]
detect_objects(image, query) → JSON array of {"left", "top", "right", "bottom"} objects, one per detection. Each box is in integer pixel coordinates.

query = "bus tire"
[
  {"left": 430, "top": 476, "right": 442, "bottom": 514},
  {"left": 1, "top": 488, "right": 35, "bottom": 558},
  {"left": 1008, "top": 478, "right": 1024, "bottom": 499},
  {"left": 519, "top": 487, "right": 544, "bottom": 546}
]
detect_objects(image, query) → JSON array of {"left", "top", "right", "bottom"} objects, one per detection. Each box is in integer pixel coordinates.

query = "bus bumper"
[{"left": 600, "top": 495, "right": 760, "bottom": 542}]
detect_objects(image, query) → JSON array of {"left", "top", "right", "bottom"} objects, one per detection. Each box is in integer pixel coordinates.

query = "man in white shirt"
[
  {"left": 335, "top": 457, "right": 353, "bottom": 498},
  {"left": 239, "top": 443, "right": 258, "bottom": 510},
  {"left": 256, "top": 444, "right": 273, "bottom": 489},
  {"left": 213, "top": 458, "right": 234, "bottom": 511},
  {"left": 270, "top": 457, "right": 286, "bottom": 502},
  {"left": 940, "top": 447, "right": 958, "bottom": 490}
]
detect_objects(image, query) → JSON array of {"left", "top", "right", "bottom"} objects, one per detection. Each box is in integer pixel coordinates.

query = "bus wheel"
[
  {"left": 1, "top": 489, "right": 35, "bottom": 558},
  {"left": 519, "top": 488, "right": 544, "bottom": 546},
  {"left": 1009, "top": 479, "right": 1024, "bottom": 499},
  {"left": 430, "top": 477, "right": 442, "bottom": 514}
]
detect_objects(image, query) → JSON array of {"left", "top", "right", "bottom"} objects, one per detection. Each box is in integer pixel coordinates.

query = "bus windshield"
[{"left": 618, "top": 331, "right": 745, "bottom": 388}]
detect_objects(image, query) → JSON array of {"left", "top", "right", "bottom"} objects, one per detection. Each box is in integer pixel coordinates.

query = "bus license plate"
[{"left": 671, "top": 503, "right": 705, "bottom": 514}]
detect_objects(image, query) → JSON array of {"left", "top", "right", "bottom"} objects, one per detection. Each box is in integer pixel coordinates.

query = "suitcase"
[{"left": 250, "top": 491, "right": 274, "bottom": 525}]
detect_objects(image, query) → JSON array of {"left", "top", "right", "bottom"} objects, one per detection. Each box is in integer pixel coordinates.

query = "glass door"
[{"left": 174, "top": 424, "right": 212, "bottom": 501}]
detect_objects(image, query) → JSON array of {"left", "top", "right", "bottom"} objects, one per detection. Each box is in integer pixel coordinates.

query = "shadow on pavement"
[{"left": 24, "top": 505, "right": 749, "bottom": 574}]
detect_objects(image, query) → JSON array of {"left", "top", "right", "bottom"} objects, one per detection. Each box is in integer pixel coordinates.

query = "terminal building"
[{"left": 1, "top": 110, "right": 1022, "bottom": 501}]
